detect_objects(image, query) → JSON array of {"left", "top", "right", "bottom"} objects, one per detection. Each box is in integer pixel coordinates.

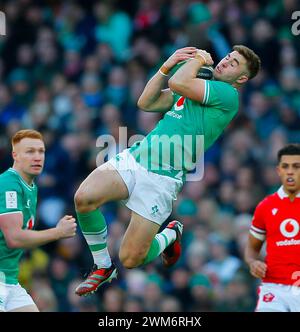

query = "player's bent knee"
[
  {"left": 74, "top": 188, "right": 98, "bottom": 213},
  {"left": 74, "top": 189, "right": 87, "bottom": 211}
]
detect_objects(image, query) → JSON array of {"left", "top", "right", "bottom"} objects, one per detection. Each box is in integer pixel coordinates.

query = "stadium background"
[{"left": 0, "top": 0, "right": 299, "bottom": 312}]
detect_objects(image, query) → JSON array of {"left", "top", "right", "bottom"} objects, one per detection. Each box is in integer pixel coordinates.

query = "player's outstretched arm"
[
  {"left": 137, "top": 47, "right": 197, "bottom": 112},
  {"left": 244, "top": 233, "right": 267, "bottom": 279},
  {"left": 0, "top": 213, "right": 76, "bottom": 249},
  {"left": 168, "top": 49, "right": 214, "bottom": 103}
]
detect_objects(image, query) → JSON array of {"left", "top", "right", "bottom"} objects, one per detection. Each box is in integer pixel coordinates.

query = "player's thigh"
[
  {"left": 9, "top": 304, "right": 39, "bottom": 312},
  {"left": 6, "top": 284, "right": 38, "bottom": 312},
  {"left": 75, "top": 162, "right": 129, "bottom": 207},
  {"left": 120, "top": 211, "right": 160, "bottom": 257}
]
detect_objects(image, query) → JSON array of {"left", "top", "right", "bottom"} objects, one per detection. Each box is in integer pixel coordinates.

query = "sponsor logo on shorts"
[{"left": 263, "top": 293, "right": 275, "bottom": 303}]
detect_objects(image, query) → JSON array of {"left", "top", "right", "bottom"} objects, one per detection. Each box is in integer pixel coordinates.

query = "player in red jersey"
[{"left": 245, "top": 144, "right": 300, "bottom": 312}]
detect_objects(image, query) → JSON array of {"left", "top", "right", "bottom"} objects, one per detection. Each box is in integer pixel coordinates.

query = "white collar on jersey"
[{"left": 277, "top": 185, "right": 300, "bottom": 199}]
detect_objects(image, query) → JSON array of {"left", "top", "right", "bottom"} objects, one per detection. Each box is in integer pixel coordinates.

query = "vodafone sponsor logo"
[
  {"left": 277, "top": 239, "right": 300, "bottom": 246},
  {"left": 174, "top": 96, "right": 185, "bottom": 111},
  {"left": 166, "top": 111, "right": 182, "bottom": 119},
  {"left": 280, "top": 219, "right": 299, "bottom": 238},
  {"left": 277, "top": 218, "right": 300, "bottom": 246},
  {"left": 26, "top": 216, "right": 34, "bottom": 230}
]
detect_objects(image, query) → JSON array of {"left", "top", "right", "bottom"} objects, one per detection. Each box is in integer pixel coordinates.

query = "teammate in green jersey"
[
  {"left": 74, "top": 45, "right": 261, "bottom": 296},
  {"left": 0, "top": 129, "right": 77, "bottom": 312}
]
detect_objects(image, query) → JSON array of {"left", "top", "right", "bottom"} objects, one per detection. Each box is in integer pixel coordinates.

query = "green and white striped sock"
[
  {"left": 142, "top": 228, "right": 176, "bottom": 265},
  {"left": 77, "top": 209, "right": 111, "bottom": 268}
]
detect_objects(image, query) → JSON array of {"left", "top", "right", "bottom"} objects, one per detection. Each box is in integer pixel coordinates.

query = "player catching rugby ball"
[{"left": 74, "top": 46, "right": 261, "bottom": 296}]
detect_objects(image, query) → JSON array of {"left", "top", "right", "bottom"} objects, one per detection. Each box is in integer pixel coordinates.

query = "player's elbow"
[
  {"left": 137, "top": 97, "right": 150, "bottom": 112},
  {"left": 168, "top": 76, "right": 177, "bottom": 91},
  {"left": 4, "top": 231, "right": 24, "bottom": 248},
  {"left": 5, "top": 236, "right": 20, "bottom": 249}
]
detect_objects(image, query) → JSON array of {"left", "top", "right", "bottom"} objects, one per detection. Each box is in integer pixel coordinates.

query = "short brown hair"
[
  {"left": 12, "top": 129, "right": 44, "bottom": 147},
  {"left": 233, "top": 45, "right": 261, "bottom": 79}
]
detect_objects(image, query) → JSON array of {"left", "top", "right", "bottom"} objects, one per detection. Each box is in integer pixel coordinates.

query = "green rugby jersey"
[
  {"left": 0, "top": 168, "right": 37, "bottom": 285},
  {"left": 129, "top": 79, "right": 239, "bottom": 182}
]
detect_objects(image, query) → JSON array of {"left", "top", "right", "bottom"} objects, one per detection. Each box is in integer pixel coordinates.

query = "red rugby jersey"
[{"left": 250, "top": 186, "right": 300, "bottom": 285}]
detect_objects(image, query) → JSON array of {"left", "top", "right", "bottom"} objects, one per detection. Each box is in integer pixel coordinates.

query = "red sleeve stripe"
[{"left": 250, "top": 225, "right": 266, "bottom": 234}]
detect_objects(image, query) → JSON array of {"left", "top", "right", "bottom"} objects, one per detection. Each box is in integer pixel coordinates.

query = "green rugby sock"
[
  {"left": 77, "top": 209, "right": 111, "bottom": 268},
  {"left": 142, "top": 229, "right": 176, "bottom": 265}
]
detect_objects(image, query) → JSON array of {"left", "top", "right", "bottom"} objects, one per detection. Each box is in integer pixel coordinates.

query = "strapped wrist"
[{"left": 159, "top": 64, "right": 170, "bottom": 76}]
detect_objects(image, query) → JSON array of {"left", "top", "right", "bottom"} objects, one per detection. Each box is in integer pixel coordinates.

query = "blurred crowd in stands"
[{"left": 0, "top": 0, "right": 299, "bottom": 311}]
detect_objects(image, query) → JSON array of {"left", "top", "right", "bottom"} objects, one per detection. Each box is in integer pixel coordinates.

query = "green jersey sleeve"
[
  {"left": 201, "top": 80, "right": 239, "bottom": 151},
  {"left": 0, "top": 180, "right": 24, "bottom": 215},
  {"left": 202, "top": 80, "right": 239, "bottom": 112}
]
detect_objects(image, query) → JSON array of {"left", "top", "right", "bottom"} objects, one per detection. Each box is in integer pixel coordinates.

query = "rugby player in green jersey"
[
  {"left": 74, "top": 46, "right": 261, "bottom": 296},
  {"left": 0, "top": 130, "right": 77, "bottom": 311}
]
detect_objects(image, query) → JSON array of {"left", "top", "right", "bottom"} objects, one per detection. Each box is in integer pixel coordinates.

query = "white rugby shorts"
[
  {"left": 107, "top": 149, "right": 183, "bottom": 225},
  {"left": 256, "top": 282, "right": 300, "bottom": 312},
  {"left": 0, "top": 281, "right": 35, "bottom": 311}
]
